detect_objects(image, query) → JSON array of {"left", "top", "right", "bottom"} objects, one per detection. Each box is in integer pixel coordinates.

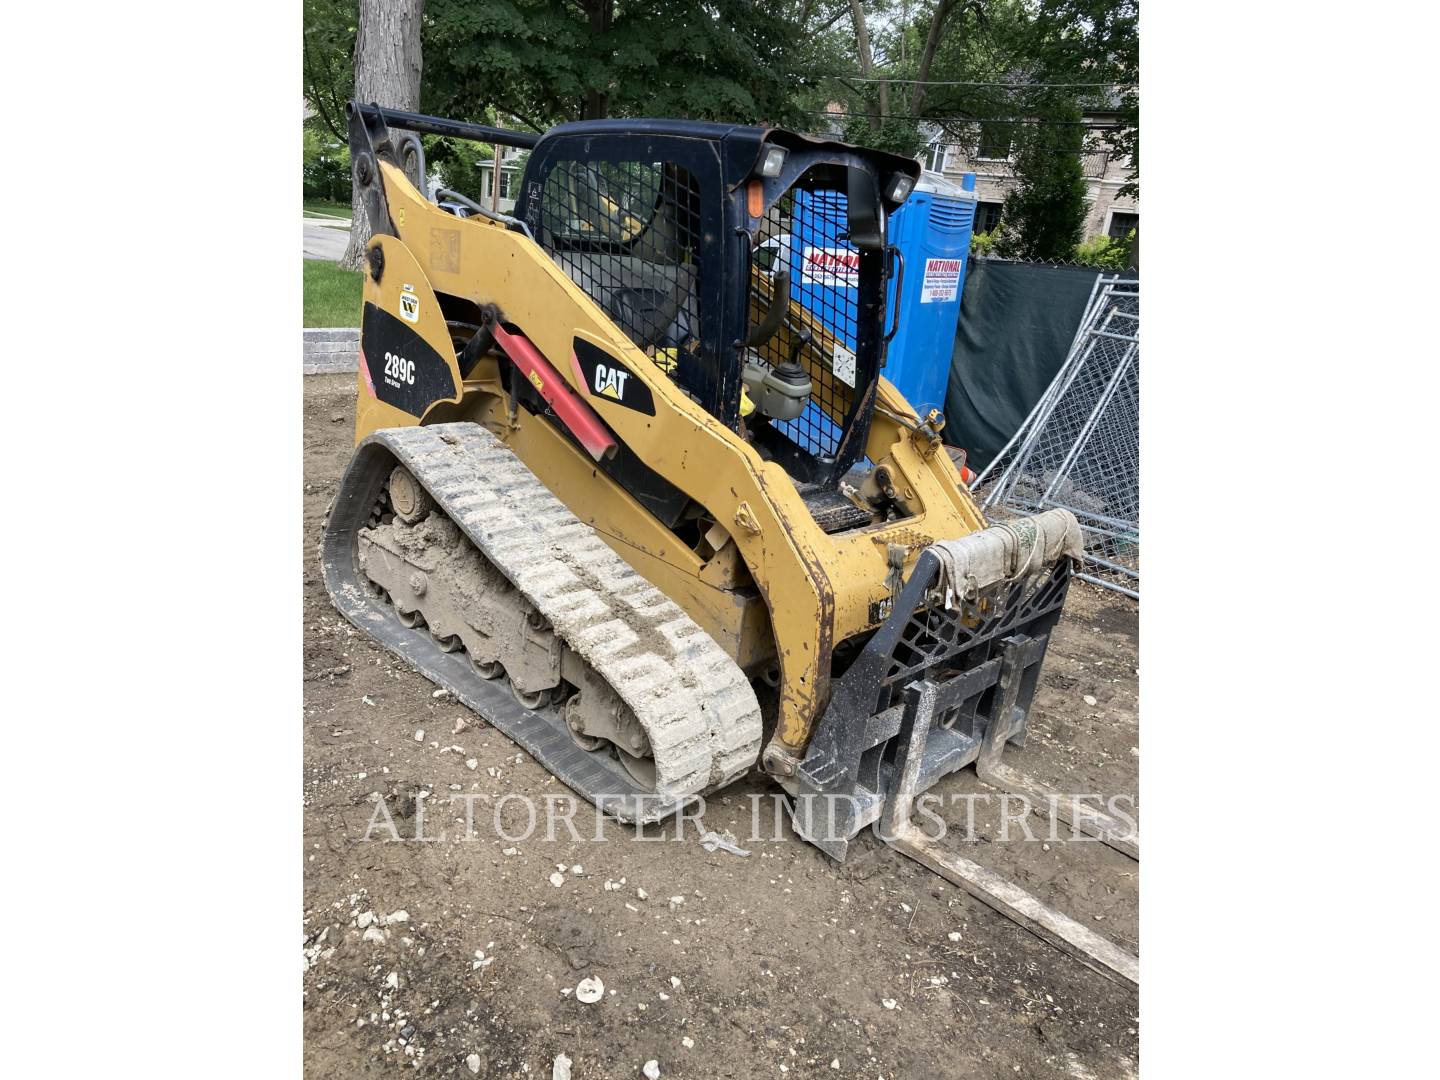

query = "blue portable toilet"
[
  {"left": 769, "top": 172, "right": 977, "bottom": 456},
  {"left": 883, "top": 172, "right": 977, "bottom": 416}
]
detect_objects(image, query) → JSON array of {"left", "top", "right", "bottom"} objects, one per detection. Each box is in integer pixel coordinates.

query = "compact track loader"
[{"left": 321, "top": 102, "right": 1137, "bottom": 984}]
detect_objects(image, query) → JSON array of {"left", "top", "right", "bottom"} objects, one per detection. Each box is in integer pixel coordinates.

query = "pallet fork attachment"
[{"left": 787, "top": 512, "right": 1139, "bottom": 986}]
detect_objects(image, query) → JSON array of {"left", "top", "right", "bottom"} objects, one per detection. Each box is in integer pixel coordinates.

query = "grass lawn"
[
  {"left": 303, "top": 259, "right": 363, "bottom": 327},
  {"left": 302, "top": 198, "right": 350, "bottom": 219}
]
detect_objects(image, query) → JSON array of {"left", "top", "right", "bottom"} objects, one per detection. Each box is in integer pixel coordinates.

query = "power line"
[
  {"left": 793, "top": 73, "right": 1134, "bottom": 89},
  {"left": 797, "top": 132, "right": 1123, "bottom": 157},
  {"left": 802, "top": 109, "right": 1126, "bottom": 127}
]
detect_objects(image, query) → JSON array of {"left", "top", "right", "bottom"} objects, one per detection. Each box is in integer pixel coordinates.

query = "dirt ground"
[{"left": 302, "top": 373, "right": 1140, "bottom": 1080}]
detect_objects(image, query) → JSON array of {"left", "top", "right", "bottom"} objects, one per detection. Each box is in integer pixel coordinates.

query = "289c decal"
[
  {"left": 382, "top": 351, "right": 416, "bottom": 387},
  {"left": 361, "top": 300, "right": 457, "bottom": 418}
]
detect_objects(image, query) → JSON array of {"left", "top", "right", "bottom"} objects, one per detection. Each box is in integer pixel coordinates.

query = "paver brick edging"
[{"left": 303, "top": 327, "right": 359, "bottom": 375}]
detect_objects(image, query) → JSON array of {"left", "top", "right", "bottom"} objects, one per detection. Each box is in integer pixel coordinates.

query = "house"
[
  {"left": 472, "top": 144, "right": 527, "bottom": 215},
  {"left": 922, "top": 113, "right": 1137, "bottom": 243}
]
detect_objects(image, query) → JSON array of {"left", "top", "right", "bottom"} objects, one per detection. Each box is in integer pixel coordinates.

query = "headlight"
[
  {"left": 885, "top": 173, "right": 916, "bottom": 203},
  {"left": 758, "top": 145, "right": 788, "bottom": 178}
]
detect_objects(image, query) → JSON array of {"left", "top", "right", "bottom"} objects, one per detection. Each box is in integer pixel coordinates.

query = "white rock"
[
  {"left": 670, "top": 976, "right": 682, "bottom": 989},
  {"left": 1083, "top": 695, "right": 1097, "bottom": 706},
  {"left": 643, "top": 1060, "right": 661, "bottom": 1080},
  {"left": 452, "top": 717, "right": 470, "bottom": 734},
  {"left": 552, "top": 1052, "right": 573, "bottom": 1080},
  {"left": 830, "top": 1059, "right": 840, "bottom": 1070},
  {"left": 386, "top": 910, "right": 410, "bottom": 924},
  {"left": 571, "top": 865, "right": 583, "bottom": 876},
  {"left": 363, "top": 927, "right": 387, "bottom": 943},
  {"left": 465, "top": 1053, "right": 481, "bottom": 1074},
  {"left": 575, "top": 976, "right": 604, "bottom": 1004},
  {"left": 549, "top": 872, "right": 565, "bottom": 888},
  {"left": 636, "top": 887, "right": 649, "bottom": 901},
  {"left": 881, "top": 998, "right": 897, "bottom": 1010},
  {"left": 385, "top": 971, "right": 399, "bottom": 990},
  {"left": 357, "top": 911, "right": 375, "bottom": 929},
  {"left": 414, "top": 729, "right": 426, "bottom": 742},
  {"left": 466, "top": 759, "right": 479, "bottom": 770},
  {"left": 503, "top": 847, "right": 518, "bottom": 856},
  {"left": 681, "top": 1036, "right": 694, "bottom": 1049},
  {"left": 947, "top": 931, "right": 962, "bottom": 943}
]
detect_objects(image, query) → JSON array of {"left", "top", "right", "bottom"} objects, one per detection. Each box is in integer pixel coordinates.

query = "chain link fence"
[{"left": 974, "top": 275, "right": 1139, "bottom": 598}]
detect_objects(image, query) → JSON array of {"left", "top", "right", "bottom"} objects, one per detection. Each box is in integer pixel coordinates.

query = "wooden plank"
[
  {"left": 973, "top": 636, "right": 1139, "bottom": 861},
  {"left": 887, "top": 824, "right": 1139, "bottom": 989},
  {"left": 975, "top": 760, "right": 1140, "bottom": 860}
]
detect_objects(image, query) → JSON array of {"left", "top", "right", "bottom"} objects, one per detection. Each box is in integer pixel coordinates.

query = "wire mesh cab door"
[
  {"left": 516, "top": 133, "right": 737, "bottom": 428},
  {"left": 746, "top": 163, "right": 890, "bottom": 487}
]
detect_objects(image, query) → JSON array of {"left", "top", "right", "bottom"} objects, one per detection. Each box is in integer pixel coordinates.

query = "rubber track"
[{"left": 323, "top": 423, "right": 762, "bottom": 805}]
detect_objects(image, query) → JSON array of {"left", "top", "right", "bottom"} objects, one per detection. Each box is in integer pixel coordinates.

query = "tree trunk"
[
  {"left": 910, "top": 0, "right": 959, "bottom": 116},
  {"left": 581, "top": 1, "right": 615, "bottom": 120},
  {"left": 340, "top": 0, "right": 425, "bottom": 271},
  {"left": 848, "top": 0, "right": 887, "bottom": 134}
]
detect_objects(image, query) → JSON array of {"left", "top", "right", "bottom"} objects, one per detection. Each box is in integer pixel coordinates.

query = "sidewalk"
[{"left": 303, "top": 215, "right": 350, "bottom": 261}]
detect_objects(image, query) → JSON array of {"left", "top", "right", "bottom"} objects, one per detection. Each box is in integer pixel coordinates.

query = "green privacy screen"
[{"left": 946, "top": 257, "right": 1135, "bottom": 472}]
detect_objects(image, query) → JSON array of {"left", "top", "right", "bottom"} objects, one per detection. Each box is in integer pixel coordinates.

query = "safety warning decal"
[{"left": 920, "top": 257, "right": 963, "bottom": 303}]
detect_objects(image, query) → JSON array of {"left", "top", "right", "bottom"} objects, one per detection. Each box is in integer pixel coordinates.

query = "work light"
[
  {"left": 757, "top": 145, "right": 788, "bottom": 178},
  {"left": 885, "top": 172, "right": 915, "bottom": 203}
]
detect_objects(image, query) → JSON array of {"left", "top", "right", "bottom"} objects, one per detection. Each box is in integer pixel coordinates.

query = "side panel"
[{"left": 354, "top": 234, "right": 462, "bottom": 439}]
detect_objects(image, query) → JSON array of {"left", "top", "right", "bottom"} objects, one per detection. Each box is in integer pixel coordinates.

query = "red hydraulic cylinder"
[{"left": 489, "top": 323, "right": 619, "bottom": 463}]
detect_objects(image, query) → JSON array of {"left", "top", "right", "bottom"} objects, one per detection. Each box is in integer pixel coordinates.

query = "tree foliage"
[
  {"left": 300, "top": 0, "right": 1140, "bottom": 246},
  {"left": 809, "top": 1, "right": 1137, "bottom": 192},
  {"left": 304, "top": 1, "right": 855, "bottom": 131},
  {"left": 422, "top": 1, "right": 831, "bottom": 129},
  {"left": 303, "top": 126, "right": 351, "bottom": 201},
  {"left": 303, "top": 0, "right": 358, "bottom": 140},
  {"left": 994, "top": 101, "right": 1090, "bottom": 260},
  {"left": 1073, "top": 229, "right": 1135, "bottom": 269},
  {"left": 1029, "top": 0, "right": 1138, "bottom": 195}
]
